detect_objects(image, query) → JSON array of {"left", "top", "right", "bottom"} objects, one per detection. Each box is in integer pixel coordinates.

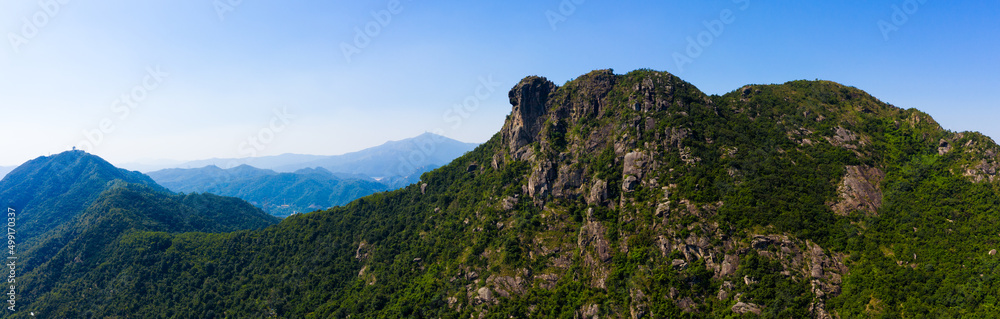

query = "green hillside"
[
  {"left": 0, "top": 151, "right": 279, "bottom": 316},
  {"left": 0, "top": 150, "right": 169, "bottom": 251},
  {"left": 11, "top": 69, "right": 1000, "bottom": 318}
]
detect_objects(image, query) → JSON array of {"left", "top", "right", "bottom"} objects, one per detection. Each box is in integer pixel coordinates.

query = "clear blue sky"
[{"left": 0, "top": 1, "right": 997, "bottom": 166}]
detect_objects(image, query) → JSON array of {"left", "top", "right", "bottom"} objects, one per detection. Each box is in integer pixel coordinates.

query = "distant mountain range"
[
  {"left": 170, "top": 132, "right": 478, "bottom": 177},
  {"left": 135, "top": 133, "right": 475, "bottom": 216},
  {"left": 115, "top": 159, "right": 185, "bottom": 173},
  {"left": 147, "top": 165, "right": 392, "bottom": 217}
]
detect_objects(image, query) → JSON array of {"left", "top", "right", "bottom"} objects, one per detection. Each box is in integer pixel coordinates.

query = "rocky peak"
[
  {"left": 554, "top": 69, "right": 618, "bottom": 121},
  {"left": 501, "top": 69, "right": 629, "bottom": 160},
  {"left": 502, "top": 76, "right": 557, "bottom": 159},
  {"left": 501, "top": 76, "right": 558, "bottom": 157}
]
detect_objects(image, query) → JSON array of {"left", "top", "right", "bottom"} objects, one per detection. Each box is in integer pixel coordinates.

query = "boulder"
[
  {"left": 622, "top": 175, "right": 639, "bottom": 192},
  {"left": 732, "top": 302, "right": 762, "bottom": 315},
  {"left": 830, "top": 165, "right": 884, "bottom": 216},
  {"left": 719, "top": 254, "right": 739, "bottom": 277},
  {"left": 475, "top": 287, "right": 495, "bottom": 305},
  {"left": 623, "top": 151, "right": 649, "bottom": 179},
  {"left": 588, "top": 179, "right": 608, "bottom": 205}
]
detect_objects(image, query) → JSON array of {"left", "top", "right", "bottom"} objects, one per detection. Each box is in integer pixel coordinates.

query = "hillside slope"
[
  {"left": 0, "top": 150, "right": 168, "bottom": 249},
  {"left": 12, "top": 69, "right": 1000, "bottom": 318},
  {"left": 17, "top": 182, "right": 279, "bottom": 307},
  {"left": 0, "top": 151, "right": 280, "bottom": 295}
]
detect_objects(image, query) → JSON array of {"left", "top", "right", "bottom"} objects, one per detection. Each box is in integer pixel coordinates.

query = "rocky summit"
[{"left": 11, "top": 69, "right": 1000, "bottom": 318}]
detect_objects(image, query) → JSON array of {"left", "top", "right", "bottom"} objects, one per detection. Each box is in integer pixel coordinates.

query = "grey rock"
[
  {"left": 528, "top": 163, "right": 555, "bottom": 200},
  {"left": 502, "top": 76, "right": 557, "bottom": 159},
  {"left": 578, "top": 303, "right": 600, "bottom": 319},
  {"left": 830, "top": 165, "right": 885, "bottom": 216},
  {"left": 720, "top": 254, "right": 739, "bottom": 277},
  {"left": 622, "top": 175, "right": 639, "bottom": 192},
  {"left": 732, "top": 302, "right": 762, "bottom": 315},
  {"left": 588, "top": 179, "right": 608, "bottom": 205},
  {"left": 501, "top": 196, "right": 517, "bottom": 211},
  {"left": 623, "top": 151, "right": 649, "bottom": 179},
  {"left": 677, "top": 297, "right": 697, "bottom": 313},
  {"left": 475, "top": 287, "right": 494, "bottom": 305}
]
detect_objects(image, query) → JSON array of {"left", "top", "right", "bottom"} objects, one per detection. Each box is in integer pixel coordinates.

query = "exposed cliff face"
[
  {"left": 500, "top": 69, "right": 707, "bottom": 207},
  {"left": 830, "top": 165, "right": 885, "bottom": 216},
  {"left": 503, "top": 75, "right": 557, "bottom": 159}
]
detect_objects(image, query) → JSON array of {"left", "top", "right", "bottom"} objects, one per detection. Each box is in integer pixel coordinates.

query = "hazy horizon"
[
  {"left": 2, "top": 1, "right": 997, "bottom": 166},
  {"left": 3, "top": 131, "right": 478, "bottom": 169}
]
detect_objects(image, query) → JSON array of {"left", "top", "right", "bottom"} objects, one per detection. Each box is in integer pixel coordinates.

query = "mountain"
[
  {"left": 0, "top": 151, "right": 279, "bottom": 289},
  {"left": 148, "top": 165, "right": 390, "bottom": 217},
  {"left": 11, "top": 69, "right": 1000, "bottom": 317},
  {"left": 176, "top": 153, "right": 327, "bottom": 171},
  {"left": 0, "top": 150, "right": 169, "bottom": 248},
  {"left": 273, "top": 132, "right": 480, "bottom": 178},
  {"left": 148, "top": 164, "right": 278, "bottom": 193},
  {"left": 172, "top": 132, "right": 479, "bottom": 178}
]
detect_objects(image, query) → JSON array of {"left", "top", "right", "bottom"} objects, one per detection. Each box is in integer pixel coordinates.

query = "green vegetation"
[{"left": 0, "top": 150, "right": 170, "bottom": 253}]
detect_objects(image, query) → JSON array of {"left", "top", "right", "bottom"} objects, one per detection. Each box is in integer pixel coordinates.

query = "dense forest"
[{"left": 5, "top": 69, "right": 1000, "bottom": 318}]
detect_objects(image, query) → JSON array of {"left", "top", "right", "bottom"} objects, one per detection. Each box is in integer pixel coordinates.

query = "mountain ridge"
[{"left": 168, "top": 132, "right": 478, "bottom": 177}]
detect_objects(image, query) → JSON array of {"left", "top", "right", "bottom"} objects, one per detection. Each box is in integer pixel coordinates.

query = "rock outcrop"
[
  {"left": 503, "top": 76, "right": 557, "bottom": 159},
  {"left": 732, "top": 302, "right": 762, "bottom": 315},
  {"left": 830, "top": 165, "right": 885, "bottom": 216}
]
